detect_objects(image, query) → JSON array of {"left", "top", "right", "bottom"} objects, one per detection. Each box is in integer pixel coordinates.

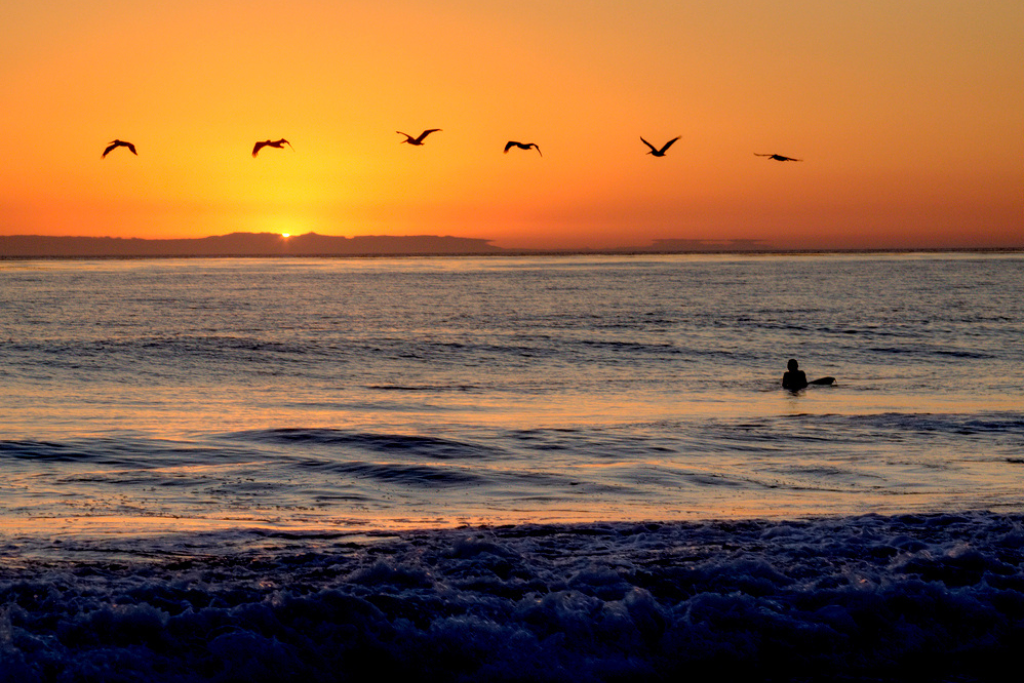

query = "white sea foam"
[{"left": 1, "top": 513, "right": 1021, "bottom": 681}]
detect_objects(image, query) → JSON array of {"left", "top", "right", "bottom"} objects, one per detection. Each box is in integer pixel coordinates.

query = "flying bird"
[
  {"left": 102, "top": 139, "right": 137, "bottom": 158},
  {"left": 397, "top": 129, "right": 441, "bottom": 146},
  {"left": 641, "top": 136, "right": 680, "bottom": 157},
  {"left": 504, "top": 141, "right": 542, "bottom": 157},
  {"left": 755, "top": 153, "right": 802, "bottom": 162},
  {"left": 252, "top": 139, "right": 293, "bottom": 157}
]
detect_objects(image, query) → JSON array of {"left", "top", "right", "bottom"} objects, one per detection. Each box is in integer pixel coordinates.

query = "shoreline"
[
  {"left": 4, "top": 507, "right": 1022, "bottom": 560},
  {"left": 2, "top": 510, "right": 1021, "bottom": 681}
]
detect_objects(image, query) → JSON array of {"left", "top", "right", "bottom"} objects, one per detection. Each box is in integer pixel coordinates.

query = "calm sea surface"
[{"left": 1, "top": 253, "right": 1021, "bottom": 546}]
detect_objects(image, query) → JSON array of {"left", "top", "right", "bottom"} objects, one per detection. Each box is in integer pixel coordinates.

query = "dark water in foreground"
[{"left": 1, "top": 253, "right": 1021, "bottom": 680}]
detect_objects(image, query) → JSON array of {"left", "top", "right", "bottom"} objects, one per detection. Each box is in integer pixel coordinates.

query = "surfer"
[
  {"left": 782, "top": 359, "right": 808, "bottom": 390},
  {"left": 782, "top": 359, "right": 835, "bottom": 391}
]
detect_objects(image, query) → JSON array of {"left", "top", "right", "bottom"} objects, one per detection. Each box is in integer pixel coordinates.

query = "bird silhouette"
[
  {"left": 397, "top": 129, "right": 441, "bottom": 146},
  {"left": 102, "top": 140, "right": 137, "bottom": 158},
  {"left": 252, "top": 139, "right": 293, "bottom": 157},
  {"left": 504, "top": 141, "right": 542, "bottom": 157},
  {"left": 755, "top": 153, "right": 802, "bottom": 162},
  {"left": 641, "top": 136, "right": 680, "bottom": 157}
]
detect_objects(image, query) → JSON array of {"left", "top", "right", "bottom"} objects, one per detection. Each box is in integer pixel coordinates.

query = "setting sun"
[{"left": 1, "top": 0, "right": 1021, "bottom": 251}]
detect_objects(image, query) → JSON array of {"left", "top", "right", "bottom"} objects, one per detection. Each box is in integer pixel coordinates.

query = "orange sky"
[{"left": 1, "top": 0, "right": 1021, "bottom": 251}]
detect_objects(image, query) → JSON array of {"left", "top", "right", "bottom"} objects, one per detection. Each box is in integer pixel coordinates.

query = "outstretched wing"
[
  {"left": 659, "top": 136, "right": 680, "bottom": 154},
  {"left": 640, "top": 137, "right": 658, "bottom": 153},
  {"left": 416, "top": 129, "right": 441, "bottom": 143},
  {"left": 280, "top": 139, "right": 293, "bottom": 150},
  {"left": 124, "top": 142, "right": 137, "bottom": 155},
  {"left": 252, "top": 141, "right": 266, "bottom": 157},
  {"left": 755, "top": 153, "right": 802, "bottom": 161},
  {"left": 505, "top": 141, "right": 542, "bottom": 156},
  {"left": 102, "top": 142, "right": 118, "bottom": 158}
]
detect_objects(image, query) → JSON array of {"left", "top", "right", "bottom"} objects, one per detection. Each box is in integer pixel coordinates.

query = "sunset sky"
[{"left": 1, "top": 0, "right": 1021, "bottom": 251}]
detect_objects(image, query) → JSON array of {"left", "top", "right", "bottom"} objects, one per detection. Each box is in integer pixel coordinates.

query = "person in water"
[
  {"left": 782, "top": 359, "right": 808, "bottom": 390},
  {"left": 782, "top": 359, "right": 835, "bottom": 390}
]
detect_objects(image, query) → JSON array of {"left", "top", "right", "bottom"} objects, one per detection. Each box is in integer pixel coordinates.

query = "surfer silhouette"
[
  {"left": 782, "top": 359, "right": 808, "bottom": 390},
  {"left": 782, "top": 359, "right": 835, "bottom": 391}
]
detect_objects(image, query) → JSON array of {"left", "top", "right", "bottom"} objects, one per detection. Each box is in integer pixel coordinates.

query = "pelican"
[
  {"left": 504, "top": 141, "right": 542, "bottom": 157},
  {"left": 755, "top": 153, "right": 802, "bottom": 162},
  {"left": 252, "top": 138, "right": 293, "bottom": 157},
  {"left": 102, "top": 139, "right": 137, "bottom": 158},
  {"left": 641, "top": 136, "right": 680, "bottom": 157},
  {"left": 397, "top": 129, "right": 441, "bottom": 146}
]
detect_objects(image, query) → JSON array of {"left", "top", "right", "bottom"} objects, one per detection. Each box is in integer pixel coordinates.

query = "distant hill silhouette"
[
  {"left": 0, "top": 233, "right": 779, "bottom": 258},
  {"left": 0, "top": 232, "right": 506, "bottom": 258}
]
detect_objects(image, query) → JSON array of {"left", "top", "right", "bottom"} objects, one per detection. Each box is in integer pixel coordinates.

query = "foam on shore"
[{"left": 2, "top": 511, "right": 1022, "bottom": 681}]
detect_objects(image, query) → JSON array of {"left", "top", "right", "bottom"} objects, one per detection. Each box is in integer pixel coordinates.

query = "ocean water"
[{"left": 1, "top": 253, "right": 1022, "bottom": 681}]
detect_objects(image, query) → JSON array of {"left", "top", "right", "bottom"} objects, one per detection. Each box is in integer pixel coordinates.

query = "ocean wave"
[
  {"left": 231, "top": 428, "right": 498, "bottom": 461},
  {"left": 3, "top": 413, "right": 1021, "bottom": 534},
  {"left": 1, "top": 512, "right": 1021, "bottom": 682},
  {"left": 293, "top": 459, "right": 482, "bottom": 487},
  {"left": 838, "top": 412, "right": 1024, "bottom": 436},
  {"left": 0, "top": 438, "right": 246, "bottom": 467},
  {"left": 365, "top": 384, "right": 480, "bottom": 392}
]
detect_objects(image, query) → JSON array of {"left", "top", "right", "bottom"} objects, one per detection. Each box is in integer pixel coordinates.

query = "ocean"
[{"left": 1, "top": 253, "right": 1022, "bottom": 681}]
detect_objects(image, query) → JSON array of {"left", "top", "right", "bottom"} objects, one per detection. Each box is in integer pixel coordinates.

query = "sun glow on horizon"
[{"left": 1, "top": 1, "right": 1021, "bottom": 251}]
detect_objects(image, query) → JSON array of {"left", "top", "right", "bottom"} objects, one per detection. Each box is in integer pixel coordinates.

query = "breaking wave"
[{"left": 2, "top": 512, "right": 1022, "bottom": 682}]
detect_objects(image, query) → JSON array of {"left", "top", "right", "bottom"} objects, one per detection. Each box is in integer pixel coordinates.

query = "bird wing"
[
  {"left": 396, "top": 131, "right": 413, "bottom": 141},
  {"left": 659, "top": 136, "right": 681, "bottom": 153},
  {"left": 640, "top": 137, "right": 658, "bottom": 153},
  {"left": 280, "top": 139, "right": 293, "bottom": 150},
  {"left": 416, "top": 129, "right": 441, "bottom": 142},
  {"left": 504, "top": 141, "right": 516, "bottom": 153},
  {"left": 252, "top": 141, "right": 266, "bottom": 157},
  {"left": 125, "top": 142, "right": 137, "bottom": 155},
  {"left": 531, "top": 143, "right": 542, "bottom": 157},
  {"left": 756, "top": 153, "right": 802, "bottom": 161},
  {"left": 102, "top": 142, "right": 117, "bottom": 158}
]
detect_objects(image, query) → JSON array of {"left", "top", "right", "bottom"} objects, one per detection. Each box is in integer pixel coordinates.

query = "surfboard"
[{"left": 809, "top": 377, "right": 836, "bottom": 386}]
